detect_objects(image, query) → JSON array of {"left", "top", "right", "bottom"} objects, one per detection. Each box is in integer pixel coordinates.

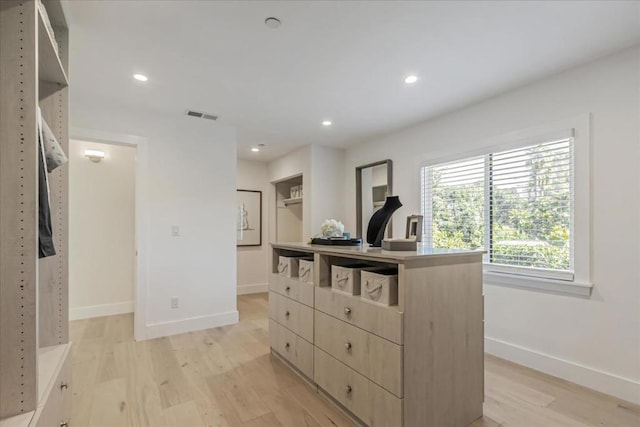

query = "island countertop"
[{"left": 271, "top": 241, "right": 485, "bottom": 263}]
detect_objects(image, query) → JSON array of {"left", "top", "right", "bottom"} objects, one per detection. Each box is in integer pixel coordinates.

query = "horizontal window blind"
[
  {"left": 421, "top": 137, "right": 574, "bottom": 278},
  {"left": 422, "top": 156, "right": 485, "bottom": 250},
  {"left": 490, "top": 139, "right": 573, "bottom": 272}
]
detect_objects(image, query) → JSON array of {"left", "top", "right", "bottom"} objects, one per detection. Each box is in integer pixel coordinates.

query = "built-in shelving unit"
[
  {"left": 283, "top": 197, "right": 303, "bottom": 206},
  {"left": 37, "top": 9, "right": 68, "bottom": 86},
  {"left": 1, "top": 1, "right": 71, "bottom": 426},
  {"left": 275, "top": 175, "right": 303, "bottom": 242}
]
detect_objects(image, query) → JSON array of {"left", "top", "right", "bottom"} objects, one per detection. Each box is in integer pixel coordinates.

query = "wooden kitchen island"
[{"left": 268, "top": 242, "right": 485, "bottom": 427}]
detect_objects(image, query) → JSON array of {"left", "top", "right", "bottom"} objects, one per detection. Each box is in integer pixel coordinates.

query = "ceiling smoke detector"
[
  {"left": 265, "top": 17, "right": 281, "bottom": 29},
  {"left": 186, "top": 110, "right": 218, "bottom": 121}
]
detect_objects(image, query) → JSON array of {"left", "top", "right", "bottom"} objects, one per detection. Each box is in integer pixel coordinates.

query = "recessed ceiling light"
[
  {"left": 133, "top": 73, "right": 148, "bottom": 82},
  {"left": 265, "top": 17, "right": 281, "bottom": 29},
  {"left": 322, "top": 120, "right": 332, "bottom": 126},
  {"left": 404, "top": 75, "right": 418, "bottom": 84},
  {"left": 251, "top": 147, "right": 260, "bottom": 152}
]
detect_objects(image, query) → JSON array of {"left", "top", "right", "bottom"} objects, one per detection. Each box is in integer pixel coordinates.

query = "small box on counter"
[
  {"left": 298, "top": 259, "right": 314, "bottom": 284},
  {"left": 331, "top": 264, "right": 371, "bottom": 295},
  {"left": 277, "top": 255, "right": 306, "bottom": 278},
  {"left": 360, "top": 268, "right": 399, "bottom": 306}
]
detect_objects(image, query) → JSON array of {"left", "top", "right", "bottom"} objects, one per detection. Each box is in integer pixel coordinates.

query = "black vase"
[{"left": 366, "top": 196, "right": 402, "bottom": 247}]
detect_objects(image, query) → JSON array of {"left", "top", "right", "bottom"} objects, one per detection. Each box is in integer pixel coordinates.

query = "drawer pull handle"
[
  {"left": 344, "top": 342, "right": 352, "bottom": 350},
  {"left": 364, "top": 280, "right": 383, "bottom": 300},
  {"left": 285, "top": 342, "right": 290, "bottom": 350},
  {"left": 334, "top": 273, "right": 349, "bottom": 287},
  {"left": 60, "top": 382, "right": 69, "bottom": 390},
  {"left": 60, "top": 421, "right": 69, "bottom": 427},
  {"left": 285, "top": 310, "right": 290, "bottom": 318},
  {"left": 344, "top": 307, "right": 352, "bottom": 316},
  {"left": 345, "top": 385, "right": 352, "bottom": 394},
  {"left": 285, "top": 286, "right": 291, "bottom": 292},
  {"left": 300, "top": 266, "right": 312, "bottom": 280}
]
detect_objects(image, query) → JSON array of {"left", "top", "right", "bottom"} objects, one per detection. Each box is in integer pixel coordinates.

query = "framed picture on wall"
[{"left": 237, "top": 189, "right": 262, "bottom": 246}]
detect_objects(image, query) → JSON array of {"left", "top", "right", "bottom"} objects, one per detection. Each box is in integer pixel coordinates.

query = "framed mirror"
[{"left": 356, "top": 159, "right": 393, "bottom": 239}]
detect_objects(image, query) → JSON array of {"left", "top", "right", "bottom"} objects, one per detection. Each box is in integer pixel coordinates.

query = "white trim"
[
  {"left": 237, "top": 283, "right": 268, "bottom": 295},
  {"left": 144, "top": 311, "right": 239, "bottom": 340},
  {"left": 484, "top": 271, "right": 592, "bottom": 297},
  {"left": 485, "top": 336, "right": 640, "bottom": 405},
  {"left": 485, "top": 263, "right": 574, "bottom": 282},
  {"left": 70, "top": 127, "right": 150, "bottom": 341},
  {"left": 69, "top": 301, "right": 134, "bottom": 320},
  {"left": 418, "top": 114, "right": 592, "bottom": 296}
]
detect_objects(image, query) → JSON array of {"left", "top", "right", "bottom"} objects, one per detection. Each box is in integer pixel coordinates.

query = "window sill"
[{"left": 483, "top": 270, "right": 593, "bottom": 297}]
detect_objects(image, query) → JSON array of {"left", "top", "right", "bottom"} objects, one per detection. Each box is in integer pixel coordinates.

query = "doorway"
[{"left": 68, "top": 139, "right": 136, "bottom": 325}]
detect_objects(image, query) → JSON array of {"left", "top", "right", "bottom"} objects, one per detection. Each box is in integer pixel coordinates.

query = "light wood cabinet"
[
  {"left": 315, "top": 347, "right": 403, "bottom": 427},
  {"left": 1, "top": 1, "right": 71, "bottom": 426},
  {"left": 314, "top": 310, "right": 403, "bottom": 398},
  {"left": 269, "top": 243, "right": 484, "bottom": 427}
]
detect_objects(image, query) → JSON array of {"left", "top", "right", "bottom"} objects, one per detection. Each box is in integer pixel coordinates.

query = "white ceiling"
[{"left": 63, "top": 1, "right": 639, "bottom": 161}]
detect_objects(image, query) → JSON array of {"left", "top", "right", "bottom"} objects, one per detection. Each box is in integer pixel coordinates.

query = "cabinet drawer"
[
  {"left": 270, "top": 273, "right": 299, "bottom": 300},
  {"left": 59, "top": 348, "right": 72, "bottom": 423},
  {"left": 34, "top": 385, "right": 61, "bottom": 427},
  {"left": 297, "top": 281, "right": 314, "bottom": 307},
  {"left": 314, "top": 348, "right": 402, "bottom": 427},
  {"left": 269, "top": 319, "right": 279, "bottom": 351},
  {"left": 275, "top": 323, "right": 314, "bottom": 379},
  {"left": 276, "top": 294, "right": 313, "bottom": 342},
  {"left": 270, "top": 273, "right": 314, "bottom": 307},
  {"left": 315, "top": 311, "right": 403, "bottom": 398},
  {"left": 269, "top": 291, "right": 278, "bottom": 321},
  {"left": 295, "top": 334, "right": 314, "bottom": 379},
  {"left": 32, "top": 346, "right": 72, "bottom": 427},
  {"left": 315, "top": 287, "right": 403, "bottom": 345}
]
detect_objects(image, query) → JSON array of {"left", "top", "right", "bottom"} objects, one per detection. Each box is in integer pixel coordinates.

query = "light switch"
[{"left": 171, "top": 225, "right": 180, "bottom": 237}]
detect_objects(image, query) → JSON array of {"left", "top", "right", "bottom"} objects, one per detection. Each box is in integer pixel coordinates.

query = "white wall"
[
  {"left": 267, "top": 144, "right": 347, "bottom": 242},
  {"left": 237, "top": 159, "right": 269, "bottom": 294},
  {"left": 71, "top": 102, "right": 238, "bottom": 340},
  {"left": 69, "top": 140, "right": 136, "bottom": 320},
  {"left": 268, "top": 145, "right": 312, "bottom": 240},
  {"left": 309, "top": 145, "right": 346, "bottom": 236},
  {"left": 344, "top": 47, "right": 640, "bottom": 403}
]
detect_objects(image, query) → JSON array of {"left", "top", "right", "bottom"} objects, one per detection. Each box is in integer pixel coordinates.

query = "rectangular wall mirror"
[{"left": 356, "top": 159, "right": 393, "bottom": 239}]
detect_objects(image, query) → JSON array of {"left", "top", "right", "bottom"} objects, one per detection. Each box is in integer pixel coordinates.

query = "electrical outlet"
[
  {"left": 171, "top": 297, "right": 179, "bottom": 309},
  {"left": 171, "top": 225, "right": 180, "bottom": 237}
]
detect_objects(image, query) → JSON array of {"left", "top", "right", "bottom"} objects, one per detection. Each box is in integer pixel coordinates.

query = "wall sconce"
[{"left": 84, "top": 149, "right": 105, "bottom": 163}]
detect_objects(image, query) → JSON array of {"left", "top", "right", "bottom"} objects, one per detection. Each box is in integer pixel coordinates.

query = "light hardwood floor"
[{"left": 70, "top": 293, "right": 639, "bottom": 427}]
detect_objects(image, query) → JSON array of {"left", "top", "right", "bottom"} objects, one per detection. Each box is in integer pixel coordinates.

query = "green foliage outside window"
[{"left": 428, "top": 140, "right": 571, "bottom": 271}]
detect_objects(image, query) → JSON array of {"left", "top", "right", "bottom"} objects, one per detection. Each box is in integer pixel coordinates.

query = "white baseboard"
[
  {"left": 237, "top": 283, "right": 268, "bottom": 295},
  {"left": 70, "top": 300, "right": 134, "bottom": 320},
  {"left": 485, "top": 336, "right": 640, "bottom": 404},
  {"left": 144, "top": 310, "right": 239, "bottom": 340}
]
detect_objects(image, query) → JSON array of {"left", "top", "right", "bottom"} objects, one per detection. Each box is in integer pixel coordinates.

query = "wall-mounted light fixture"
[{"left": 84, "top": 149, "right": 105, "bottom": 163}]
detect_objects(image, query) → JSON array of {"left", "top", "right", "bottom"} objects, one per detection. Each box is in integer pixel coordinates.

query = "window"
[{"left": 421, "top": 137, "right": 574, "bottom": 281}]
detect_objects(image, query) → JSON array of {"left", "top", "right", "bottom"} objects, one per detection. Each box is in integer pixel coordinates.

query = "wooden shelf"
[
  {"left": 37, "top": 7, "right": 68, "bottom": 87},
  {"left": 283, "top": 197, "right": 303, "bottom": 206},
  {"left": 0, "top": 412, "right": 34, "bottom": 427}
]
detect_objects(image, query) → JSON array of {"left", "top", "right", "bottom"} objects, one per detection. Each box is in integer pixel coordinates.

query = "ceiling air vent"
[{"left": 186, "top": 110, "right": 218, "bottom": 121}]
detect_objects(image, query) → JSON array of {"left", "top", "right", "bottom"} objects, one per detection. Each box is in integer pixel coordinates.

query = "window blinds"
[{"left": 422, "top": 137, "right": 574, "bottom": 277}]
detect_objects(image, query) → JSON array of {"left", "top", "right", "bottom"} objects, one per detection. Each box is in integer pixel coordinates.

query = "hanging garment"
[
  {"left": 37, "top": 109, "right": 56, "bottom": 258},
  {"left": 40, "top": 115, "right": 67, "bottom": 172}
]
